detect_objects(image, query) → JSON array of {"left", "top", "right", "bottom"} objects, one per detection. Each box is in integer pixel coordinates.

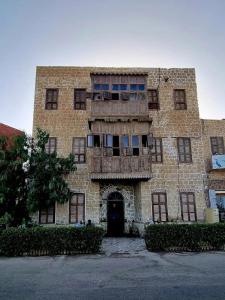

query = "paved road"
[{"left": 0, "top": 238, "right": 225, "bottom": 300}]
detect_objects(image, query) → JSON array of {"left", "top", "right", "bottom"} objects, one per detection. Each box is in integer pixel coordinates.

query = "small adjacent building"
[
  {"left": 32, "top": 66, "right": 225, "bottom": 235},
  {"left": 0, "top": 123, "right": 24, "bottom": 149}
]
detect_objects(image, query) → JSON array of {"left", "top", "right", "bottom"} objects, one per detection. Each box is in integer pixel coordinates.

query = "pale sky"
[{"left": 1, "top": 0, "right": 225, "bottom": 134}]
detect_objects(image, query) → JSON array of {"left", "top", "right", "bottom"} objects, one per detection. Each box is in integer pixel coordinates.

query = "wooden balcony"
[
  {"left": 90, "top": 99, "right": 149, "bottom": 117},
  {"left": 90, "top": 149, "right": 151, "bottom": 180}
]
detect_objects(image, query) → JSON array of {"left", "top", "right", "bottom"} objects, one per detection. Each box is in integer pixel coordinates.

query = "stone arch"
[
  {"left": 100, "top": 184, "right": 135, "bottom": 222},
  {"left": 108, "top": 191, "right": 124, "bottom": 201},
  {"left": 101, "top": 185, "right": 131, "bottom": 203}
]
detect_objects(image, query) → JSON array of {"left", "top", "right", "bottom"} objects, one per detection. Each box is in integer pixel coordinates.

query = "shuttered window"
[
  {"left": 39, "top": 205, "right": 55, "bottom": 224},
  {"left": 180, "top": 192, "right": 197, "bottom": 221},
  {"left": 210, "top": 137, "right": 224, "bottom": 155},
  {"left": 148, "top": 89, "right": 159, "bottom": 110},
  {"left": 45, "top": 137, "right": 57, "bottom": 154},
  {"left": 151, "top": 138, "right": 163, "bottom": 163},
  {"left": 45, "top": 89, "right": 58, "bottom": 110},
  {"left": 174, "top": 89, "right": 187, "bottom": 110},
  {"left": 69, "top": 193, "right": 85, "bottom": 223},
  {"left": 152, "top": 193, "right": 168, "bottom": 222},
  {"left": 177, "top": 138, "right": 192, "bottom": 163},
  {"left": 72, "top": 138, "right": 86, "bottom": 163},
  {"left": 74, "top": 89, "right": 86, "bottom": 110}
]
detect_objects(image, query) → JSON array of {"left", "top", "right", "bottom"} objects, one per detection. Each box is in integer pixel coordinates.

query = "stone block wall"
[{"left": 33, "top": 66, "right": 209, "bottom": 227}]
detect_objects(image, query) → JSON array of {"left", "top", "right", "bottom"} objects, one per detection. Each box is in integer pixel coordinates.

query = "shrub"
[
  {"left": 145, "top": 223, "right": 225, "bottom": 252},
  {"left": 0, "top": 226, "right": 105, "bottom": 256}
]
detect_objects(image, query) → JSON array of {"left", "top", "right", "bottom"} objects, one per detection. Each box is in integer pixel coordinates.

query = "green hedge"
[
  {"left": 145, "top": 224, "right": 225, "bottom": 252},
  {"left": 0, "top": 226, "right": 105, "bottom": 256}
]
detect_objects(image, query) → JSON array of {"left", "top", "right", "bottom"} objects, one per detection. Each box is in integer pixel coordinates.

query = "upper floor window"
[
  {"left": 177, "top": 137, "right": 192, "bottom": 163},
  {"left": 87, "top": 135, "right": 100, "bottom": 147},
  {"left": 132, "top": 135, "right": 139, "bottom": 156},
  {"left": 174, "top": 89, "right": 187, "bottom": 110},
  {"left": 94, "top": 84, "right": 109, "bottom": 91},
  {"left": 72, "top": 137, "right": 86, "bottom": 163},
  {"left": 74, "top": 89, "right": 86, "bottom": 110},
  {"left": 91, "top": 74, "right": 147, "bottom": 101},
  {"left": 180, "top": 192, "right": 197, "bottom": 221},
  {"left": 39, "top": 205, "right": 55, "bottom": 224},
  {"left": 210, "top": 137, "right": 224, "bottom": 155},
  {"left": 148, "top": 89, "right": 159, "bottom": 110},
  {"left": 45, "top": 89, "right": 58, "bottom": 110},
  {"left": 130, "top": 84, "right": 145, "bottom": 91},
  {"left": 69, "top": 193, "right": 85, "bottom": 224},
  {"left": 45, "top": 137, "right": 57, "bottom": 154},
  {"left": 152, "top": 193, "right": 168, "bottom": 222},
  {"left": 151, "top": 138, "right": 163, "bottom": 163},
  {"left": 112, "top": 84, "right": 128, "bottom": 91}
]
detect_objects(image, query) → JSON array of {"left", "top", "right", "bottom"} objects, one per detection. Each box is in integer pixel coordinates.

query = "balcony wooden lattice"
[{"left": 90, "top": 148, "right": 151, "bottom": 180}]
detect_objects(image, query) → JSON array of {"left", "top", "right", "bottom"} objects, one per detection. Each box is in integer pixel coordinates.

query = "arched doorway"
[{"left": 107, "top": 192, "right": 124, "bottom": 236}]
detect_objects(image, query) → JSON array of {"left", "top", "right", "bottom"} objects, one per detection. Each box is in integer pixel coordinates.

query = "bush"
[
  {"left": 0, "top": 226, "right": 105, "bottom": 256},
  {"left": 145, "top": 223, "right": 225, "bottom": 252}
]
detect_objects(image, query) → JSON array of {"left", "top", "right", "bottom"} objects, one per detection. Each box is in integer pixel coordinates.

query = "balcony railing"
[
  {"left": 90, "top": 99, "right": 149, "bottom": 117},
  {"left": 90, "top": 148, "right": 151, "bottom": 180}
]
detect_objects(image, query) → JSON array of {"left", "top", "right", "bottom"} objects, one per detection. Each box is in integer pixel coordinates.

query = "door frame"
[{"left": 107, "top": 192, "right": 124, "bottom": 236}]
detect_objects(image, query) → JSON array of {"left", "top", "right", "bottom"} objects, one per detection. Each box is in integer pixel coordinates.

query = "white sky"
[{"left": 1, "top": 0, "right": 225, "bottom": 133}]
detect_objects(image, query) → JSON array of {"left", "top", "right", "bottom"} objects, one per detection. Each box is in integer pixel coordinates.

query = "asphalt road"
[{"left": 0, "top": 248, "right": 225, "bottom": 299}]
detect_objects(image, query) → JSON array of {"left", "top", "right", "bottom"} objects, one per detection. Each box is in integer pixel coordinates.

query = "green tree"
[
  {"left": 0, "top": 128, "right": 76, "bottom": 226},
  {"left": 0, "top": 134, "right": 29, "bottom": 226},
  {"left": 27, "top": 128, "right": 76, "bottom": 213}
]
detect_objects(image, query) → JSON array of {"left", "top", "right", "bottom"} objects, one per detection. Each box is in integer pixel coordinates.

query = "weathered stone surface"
[{"left": 32, "top": 66, "right": 225, "bottom": 233}]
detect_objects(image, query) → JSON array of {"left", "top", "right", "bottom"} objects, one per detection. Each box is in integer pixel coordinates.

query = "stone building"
[{"left": 32, "top": 66, "right": 225, "bottom": 235}]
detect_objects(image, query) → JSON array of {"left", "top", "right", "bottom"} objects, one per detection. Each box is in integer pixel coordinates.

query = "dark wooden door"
[{"left": 107, "top": 200, "right": 124, "bottom": 236}]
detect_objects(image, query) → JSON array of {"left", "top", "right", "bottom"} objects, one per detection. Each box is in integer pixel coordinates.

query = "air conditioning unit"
[
  {"left": 86, "top": 92, "right": 92, "bottom": 99},
  {"left": 138, "top": 92, "right": 146, "bottom": 100},
  {"left": 93, "top": 93, "right": 102, "bottom": 101},
  {"left": 121, "top": 93, "right": 129, "bottom": 101},
  {"left": 126, "top": 148, "right": 133, "bottom": 156},
  {"left": 103, "top": 91, "right": 112, "bottom": 100}
]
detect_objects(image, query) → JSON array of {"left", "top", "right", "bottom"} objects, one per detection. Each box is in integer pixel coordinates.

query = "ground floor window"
[
  {"left": 216, "top": 193, "right": 225, "bottom": 221},
  {"left": 180, "top": 192, "right": 197, "bottom": 221},
  {"left": 39, "top": 205, "right": 55, "bottom": 224},
  {"left": 69, "top": 193, "right": 85, "bottom": 223},
  {"left": 152, "top": 193, "right": 168, "bottom": 222}
]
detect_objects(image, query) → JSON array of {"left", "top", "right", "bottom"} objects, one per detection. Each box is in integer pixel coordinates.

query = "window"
[
  {"left": 174, "top": 89, "right": 187, "bottom": 110},
  {"left": 177, "top": 138, "right": 192, "bottom": 163},
  {"left": 216, "top": 193, "right": 225, "bottom": 222},
  {"left": 45, "top": 89, "right": 58, "bottom": 110},
  {"left": 210, "top": 137, "right": 224, "bottom": 155},
  {"left": 122, "top": 135, "right": 129, "bottom": 148},
  {"left": 74, "top": 89, "right": 86, "bottom": 110},
  {"left": 180, "top": 192, "right": 197, "bottom": 221},
  {"left": 130, "top": 84, "right": 145, "bottom": 91},
  {"left": 148, "top": 89, "right": 159, "bottom": 110},
  {"left": 152, "top": 193, "right": 168, "bottom": 222},
  {"left": 103, "top": 134, "right": 113, "bottom": 148},
  {"left": 91, "top": 74, "right": 146, "bottom": 101},
  {"left": 39, "top": 205, "right": 55, "bottom": 224},
  {"left": 87, "top": 135, "right": 100, "bottom": 147},
  {"left": 72, "top": 138, "right": 86, "bottom": 163},
  {"left": 151, "top": 138, "right": 163, "bottom": 163},
  {"left": 112, "top": 84, "right": 128, "bottom": 91},
  {"left": 132, "top": 135, "right": 139, "bottom": 156},
  {"left": 112, "top": 135, "right": 120, "bottom": 156},
  {"left": 69, "top": 193, "right": 85, "bottom": 223},
  {"left": 94, "top": 84, "right": 109, "bottom": 90},
  {"left": 45, "top": 137, "right": 57, "bottom": 154}
]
